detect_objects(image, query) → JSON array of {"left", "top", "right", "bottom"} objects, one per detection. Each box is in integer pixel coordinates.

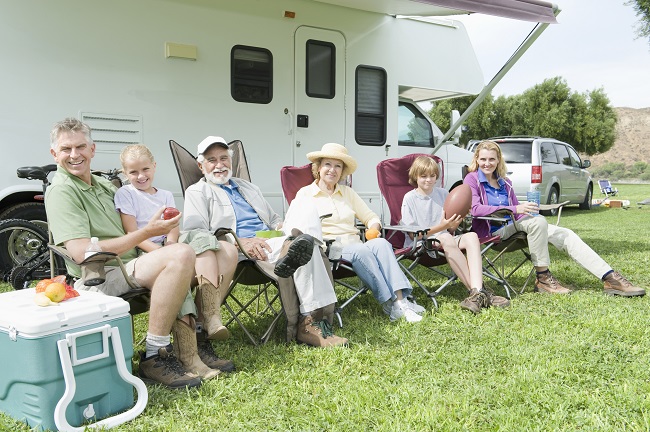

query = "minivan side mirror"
[{"left": 582, "top": 160, "right": 591, "bottom": 169}]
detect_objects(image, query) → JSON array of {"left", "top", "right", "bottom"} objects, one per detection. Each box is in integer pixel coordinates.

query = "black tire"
[
  {"left": 540, "top": 186, "right": 559, "bottom": 216},
  {"left": 579, "top": 184, "right": 593, "bottom": 210},
  {"left": 9, "top": 266, "right": 31, "bottom": 290},
  {"left": 0, "top": 202, "right": 47, "bottom": 231},
  {"left": 0, "top": 219, "right": 51, "bottom": 281}
]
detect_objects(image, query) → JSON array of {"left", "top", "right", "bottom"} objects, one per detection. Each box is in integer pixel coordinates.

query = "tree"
[
  {"left": 627, "top": 0, "right": 650, "bottom": 42},
  {"left": 427, "top": 77, "right": 617, "bottom": 155}
]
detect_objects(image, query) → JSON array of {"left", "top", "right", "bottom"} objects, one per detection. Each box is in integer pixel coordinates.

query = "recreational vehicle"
[{"left": 0, "top": 0, "right": 557, "bottom": 226}]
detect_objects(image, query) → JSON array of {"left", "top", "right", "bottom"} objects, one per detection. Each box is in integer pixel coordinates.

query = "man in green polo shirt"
[{"left": 46, "top": 118, "right": 213, "bottom": 389}]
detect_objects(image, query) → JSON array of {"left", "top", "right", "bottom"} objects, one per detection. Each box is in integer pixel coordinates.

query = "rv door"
[{"left": 293, "top": 26, "right": 346, "bottom": 160}]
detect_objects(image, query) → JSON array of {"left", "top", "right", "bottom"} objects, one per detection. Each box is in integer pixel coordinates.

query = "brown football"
[
  {"left": 443, "top": 184, "right": 472, "bottom": 218},
  {"left": 162, "top": 207, "right": 180, "bottom": 220}
]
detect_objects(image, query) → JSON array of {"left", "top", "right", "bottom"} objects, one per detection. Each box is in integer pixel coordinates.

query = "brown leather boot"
[
  {"left": 171, "top": 320, "right": 220, "bottom": 381},
  {"left": 196, "top": 330, "right": 236, "bottom": 373},
  {"left": 460, "top": 288, "right": 487, "bottom": 314},
  {"left": 603, "top": 271, "right": 645, "bottom": 297},
  {"left": 297, "top": 315, "right": 348, "bottom": 347},
  {"left": 481, "top": 287, "right": 510, "bottom": 308},
  {"left": 534, "top": 271, "right": 572, "bottom": 294},
  {"left": 195, "top": 275, "right": 230, "bottom": 341}
]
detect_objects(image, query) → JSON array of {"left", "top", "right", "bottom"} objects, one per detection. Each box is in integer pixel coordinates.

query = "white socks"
[{"left": 146, "top": 332, "right": 171, "bottom": 358}]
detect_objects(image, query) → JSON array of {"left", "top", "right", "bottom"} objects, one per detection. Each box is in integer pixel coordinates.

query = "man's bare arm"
[{"left": 65, "top": 207, "right": 181, "bottom": 262}]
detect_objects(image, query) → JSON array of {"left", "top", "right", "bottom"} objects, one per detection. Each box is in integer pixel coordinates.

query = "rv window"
[
  {"left": 305, "top": 40, "right": 335, "bottom": 99},
  {"left": 397, "top": 103, "right": 433, "bottom": 147},
  {"left": 355, "top": 66, "right": 386, "bottom": 146},
  {"left": 231, "top": 45, "right": 272, "bottom": 104}
]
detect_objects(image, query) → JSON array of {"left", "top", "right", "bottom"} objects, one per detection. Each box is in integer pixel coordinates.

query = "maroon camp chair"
[{"left": 376, "top": 154, "right": 454, "bottom": 306}]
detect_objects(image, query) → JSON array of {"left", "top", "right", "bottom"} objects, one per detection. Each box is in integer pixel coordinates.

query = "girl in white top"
[
  {"left": 114, "top": 146, "right": 177, "bottom": 250},
  {"left": 116, "top": 144, "right": 238, "bottom": 341},
  {"left": 400, "top": 156, "right": 509, "bottom": 313}
]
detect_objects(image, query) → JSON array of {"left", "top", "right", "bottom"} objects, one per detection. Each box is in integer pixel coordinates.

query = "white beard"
[{"left": 205, "top": 168, "right": 232, "bottom": 185}]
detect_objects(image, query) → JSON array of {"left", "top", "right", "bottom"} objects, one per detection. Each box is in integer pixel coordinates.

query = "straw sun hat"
[{"left": 306, "top": 143, "right": 358, "bottom": 179}]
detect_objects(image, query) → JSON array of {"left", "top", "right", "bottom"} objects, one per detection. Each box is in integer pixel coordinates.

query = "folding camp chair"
[
  {"left": 279, "top": 163, "right": 365, "bottom": 327},
  {"left": 472, "top": 195, "right": 569, "bottom": 296},
  {"left": 48, "top": 245, "right": 151, "bottom": 316},
  {"left": 377, "top": 153, "right": 490, "bottom": 306},
  {"left": 598, "top": 179, "right": 618, "bottom": 197},
  {"left": 169, "top": 139, "right": 289, "bottom": 345}
]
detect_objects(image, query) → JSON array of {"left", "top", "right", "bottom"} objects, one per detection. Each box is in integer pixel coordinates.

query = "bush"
[{"left": 591, "top": 161, "right": 648, "bottom": 180}]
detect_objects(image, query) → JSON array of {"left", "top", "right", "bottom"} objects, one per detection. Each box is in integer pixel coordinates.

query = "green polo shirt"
[{"left": 45, "top": 166, "right": 138, "bottom": 278}]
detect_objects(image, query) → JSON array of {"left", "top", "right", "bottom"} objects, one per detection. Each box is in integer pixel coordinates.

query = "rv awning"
[{"left": 313, "top": 0, "right": 557, "bottom": 23}]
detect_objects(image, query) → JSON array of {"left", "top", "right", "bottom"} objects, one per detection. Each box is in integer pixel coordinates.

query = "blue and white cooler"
[{"left": 0, "top": 288, "right": 147, "bottom": 431}]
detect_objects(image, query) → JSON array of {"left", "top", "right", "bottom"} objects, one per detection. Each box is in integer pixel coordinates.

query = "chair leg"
[{"left": 332, "top": 280, "right": 368, "bottom": 328}]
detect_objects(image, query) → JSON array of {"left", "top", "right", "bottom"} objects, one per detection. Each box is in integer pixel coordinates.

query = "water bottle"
[
  {"left": 329, "top": 236, "right": 343, "bottom": 261},
  {"left": 84, "top": 237, "right": 102, "bottom": 260}
]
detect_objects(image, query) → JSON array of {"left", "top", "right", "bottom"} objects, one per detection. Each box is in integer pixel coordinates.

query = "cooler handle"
[
  {"left": 66, "top": 325, "right": 110, "bottom": 366},
  {"left": 54, "top": 325, "right": 148, "bottom": 431}
]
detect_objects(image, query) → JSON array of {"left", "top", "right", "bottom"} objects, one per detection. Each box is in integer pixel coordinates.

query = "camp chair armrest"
[
  {"left": 48, "top": 244, "right": 137, "bottom": 288},
  {"left": 49, "top": 244, "right": 117, "bottom": 265},
  {"left": 214, "top": 227, "right": 255, "bottom": 259},
  {"left": 383, "top": 225, "right": 431, "bottom": 254},
  {"left": 475, "top": 216, "right": 510, "bottom": 224},
  {"left": 383, "top": 224, "right": 429, "bottom": 236},
  {"left": 538, "top": 200, "right": 570, "bottom": 211}
]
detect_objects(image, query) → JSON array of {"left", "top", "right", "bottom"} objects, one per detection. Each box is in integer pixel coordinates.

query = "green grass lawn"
[{"left": 2, "top": 184, "right": 650, "bottom": 431}]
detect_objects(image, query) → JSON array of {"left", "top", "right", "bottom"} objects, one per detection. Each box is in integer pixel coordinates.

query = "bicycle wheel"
[{"left": 0, "top": 218, "right": 56, "bottom": 282}]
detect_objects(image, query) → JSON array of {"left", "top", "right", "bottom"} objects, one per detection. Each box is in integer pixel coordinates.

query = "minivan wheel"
[
  {"left": 579, "top": 185, "right": 593, "bottom": 210},
  {"left": 541, "top": 187, "right": 559, "bottom": 216}
]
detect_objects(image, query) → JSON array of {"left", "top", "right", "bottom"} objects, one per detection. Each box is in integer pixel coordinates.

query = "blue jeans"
[{"left": 341, "top": 238, "right": 412, "bottom": 304}]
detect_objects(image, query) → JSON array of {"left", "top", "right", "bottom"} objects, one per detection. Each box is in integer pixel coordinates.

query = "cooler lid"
[{"left": 0, "top": 289, "right": 130, "bottom": 337}]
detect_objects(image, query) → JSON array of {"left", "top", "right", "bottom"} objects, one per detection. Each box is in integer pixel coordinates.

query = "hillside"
[{"left": 586, "top": 107, "right": 650, "bottom": 170}]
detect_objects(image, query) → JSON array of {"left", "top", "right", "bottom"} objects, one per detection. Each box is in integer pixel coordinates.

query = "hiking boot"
[
  {"left": 197, "top": 330, "right": 236, "bottom": 373},
  {"left": 171, "top": 320, "right": 220, "bottom": 381},
  {"left": 274, "top": 231, "right": 315, "bottom": 278},
  {"left": 534, "top": 271, "right": 572, "bottom": 294},
  {"left": 603, "top": 271, "right": 645, "bottom": 297},
  {"left": 195, "top": 275, "right": 230, "bottom": 341},
  {"left": 460, "top": 288, "right": 488, "bottom": 314},
  {"left": 481, "top": 287, "right": 510, "bottom": 308},
  {"left": 297, "top": 315, "right": 348, "bottom": 347},
  {"left": 390, "top": 299, "right": 423, "bottom": 322},
  {"left": 138, "top": 344, "right": 202, "bottom": 389}
]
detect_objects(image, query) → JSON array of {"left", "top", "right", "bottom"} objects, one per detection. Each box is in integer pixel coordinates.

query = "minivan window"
[
  {"left": 499, "top": 142, "right": 532, "bottom": 163},
  {"left": 555, "top": 144, "right": 571, "bottom": 166},
  {"left": 541, "top": 142, "right": 558, "bottom": 163},
  {"left": 566, "top": 146, "right": 582, "bottom": 168}
]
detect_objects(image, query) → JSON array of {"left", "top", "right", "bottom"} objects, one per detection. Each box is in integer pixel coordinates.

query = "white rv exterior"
[{"left": 0, "top": 0, "right": 556, "bottom": 223}]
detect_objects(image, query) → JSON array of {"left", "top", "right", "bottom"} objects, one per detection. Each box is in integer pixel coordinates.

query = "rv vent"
[{"left": 80, "top": 112, "right": 143, "bottom": 154}]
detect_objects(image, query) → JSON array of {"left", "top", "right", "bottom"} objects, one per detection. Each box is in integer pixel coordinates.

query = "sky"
[{"left": 453, "top": 0, "right": 650, "bottom": 108}]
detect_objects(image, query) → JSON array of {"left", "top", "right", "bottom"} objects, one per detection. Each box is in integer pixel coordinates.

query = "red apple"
[{"left": 162, "top": 207, "right": 180, "bottom": 220}]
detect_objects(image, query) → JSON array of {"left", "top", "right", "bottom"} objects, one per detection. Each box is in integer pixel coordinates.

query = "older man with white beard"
[{"left": 181, "top": 136, "right": 348, "bottom": 347}]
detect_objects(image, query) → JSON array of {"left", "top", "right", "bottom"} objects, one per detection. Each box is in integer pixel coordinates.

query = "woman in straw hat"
[{"left": 294, "top": 143, "right": 425, "bottom": 323}]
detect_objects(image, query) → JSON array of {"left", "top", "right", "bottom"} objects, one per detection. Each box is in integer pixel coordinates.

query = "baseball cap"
[{"left": 197, "top": 136, "right": 228, "bottom": 156}]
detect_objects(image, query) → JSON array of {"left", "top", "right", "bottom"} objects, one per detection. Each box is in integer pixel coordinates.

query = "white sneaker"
[
  {"left": 406, "top": 299, "right": 426, "bottom": 314},
  {"left": 390, "top": 300, "right": 423, "bottom": 323},
  {"left": 382, "top": 299, "right": 394, "bottom": 316}
]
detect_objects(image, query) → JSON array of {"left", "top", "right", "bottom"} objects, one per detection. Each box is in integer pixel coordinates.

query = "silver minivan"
[{"left": 467, "top": 136, "right": 593, "bottom": 214}]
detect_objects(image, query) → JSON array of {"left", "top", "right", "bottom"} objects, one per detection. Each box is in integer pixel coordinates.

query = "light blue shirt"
[
  {"left": 479, "top": 170, "right": 512, "bottom": 232},
  {"left": 219, "top": 181, "right": 268, "bottom": 238}
]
